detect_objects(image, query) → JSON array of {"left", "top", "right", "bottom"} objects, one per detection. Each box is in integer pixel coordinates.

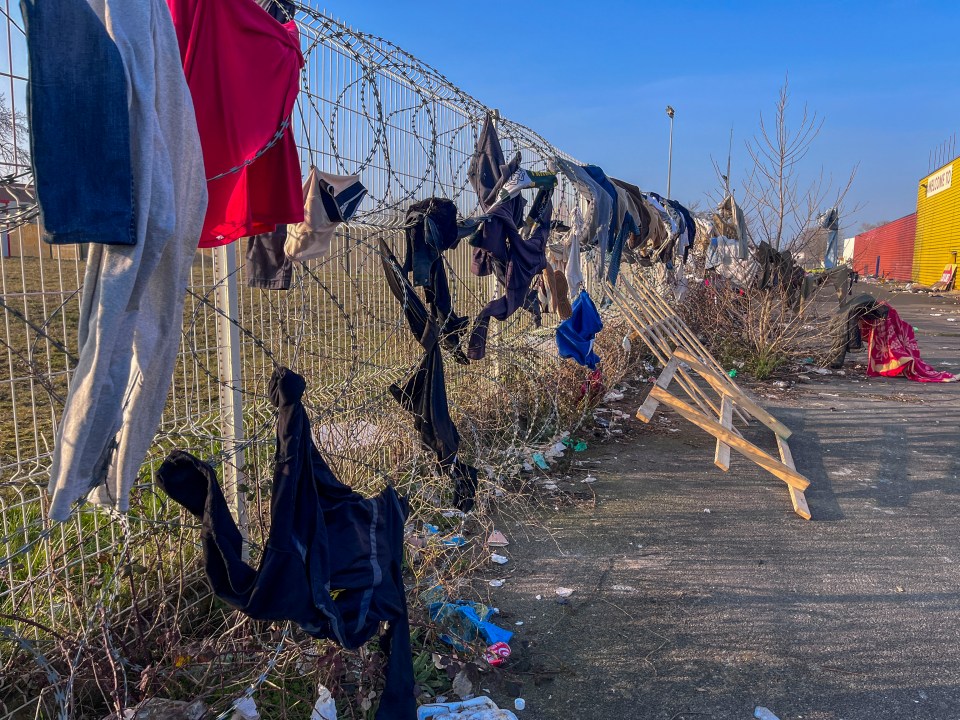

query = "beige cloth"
[{"left": 284, "top": 167, "right": 364, "bottom": 261}]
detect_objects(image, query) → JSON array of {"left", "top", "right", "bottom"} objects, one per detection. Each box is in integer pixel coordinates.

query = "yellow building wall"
[{"left": 914, "top": 158, "right": 960, "bottom": 285}]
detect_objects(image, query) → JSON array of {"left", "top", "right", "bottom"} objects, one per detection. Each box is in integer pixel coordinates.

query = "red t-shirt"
[{"left": 167, "top": 0, "right": 305, "bottom": 247}]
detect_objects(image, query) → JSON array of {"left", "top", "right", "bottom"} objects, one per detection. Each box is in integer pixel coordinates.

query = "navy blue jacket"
[{"left": 157, "top": 368, "right": 415, "bottom": 720}]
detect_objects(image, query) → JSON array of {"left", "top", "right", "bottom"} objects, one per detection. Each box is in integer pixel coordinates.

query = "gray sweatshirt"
[{"left": 47, "top": 0, "right": 207, "bottom": 521}]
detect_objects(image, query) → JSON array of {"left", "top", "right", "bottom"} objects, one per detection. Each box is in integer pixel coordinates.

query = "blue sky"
[{"left": 323, "top": 0, "right": 960, "bottom": 237}]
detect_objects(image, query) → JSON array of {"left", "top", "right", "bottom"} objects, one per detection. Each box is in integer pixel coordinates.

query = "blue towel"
[{"left": 557, "top": 290, "right": 603, "bottom": 369}]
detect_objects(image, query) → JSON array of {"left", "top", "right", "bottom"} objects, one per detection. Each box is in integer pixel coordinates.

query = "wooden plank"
[
  {"left": 636, "top": 356, "right": 680, "bottom": 422},
  {"left": 650, "top": 386, "right": 810, "bottom": 492},
  {"left": 776, "top": 436, "right": 812, "bottom": 520},
  {"left": 714, "top": 395, "right": 733, "bottom": 471},
  {"left": 673, "top": 348, "right": 793, "bottom": 439},
  {"left": 608, "top": 285, "right": 719, "bottom": 419}
]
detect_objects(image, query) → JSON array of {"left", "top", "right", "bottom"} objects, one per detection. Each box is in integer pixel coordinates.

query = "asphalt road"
[{"left": 479, "top": 288, "right": 960, "bottom": 720}]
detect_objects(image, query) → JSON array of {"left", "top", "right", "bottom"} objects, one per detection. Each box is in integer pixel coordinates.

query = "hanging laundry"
[
  {"left": 663, "top": 198, "right": 696, "bottom": 264},
  {"left": 467, "top": 185, "right": 555, "bottom": 361},
  {"left": 380, "top": 240, "right": 479, "bottom": 512},
  {"left": 400, "top": 198, "right": 470, "bottom": 359},
  {"left": 45, "top": 0, "right": 208, "bottom": 521},
  {"left": 255, "top": 0, "right": 295, "bottom": 22},
  {"left": 556, "top": 291, "right": 603, "bottom": 370},
  {"left": 246, "top": 226, "right": 292, "bottom": 289},
  {"left": 582, "top": 165, "right": 619, "bottom": 258},
  {"left": 705, "top": 236, "right": 759, "bottom": 288},
  {"left": 547, "top": 206, "right": 586, "bottom": 299},
  {"left": 859, "top": 304, "right": 956, "bottom": 383},
  {"left": 466, "top": 113, "right": 557, "bottom": 360},
  {"left": 22, "top": 0, "right": 134, "bottom": 245},
  {"left": 714, "top": 193, "right": 751, "bottom": 260},
  {"left": 553, "top": 158, "right": 614, "bottom": 278},
  {"left": 284, "top": 167, "right": 367, "bottom": 261},
  {"left": 157, "top": 368, "right": 415, "bottom": 720},
  {"left": 167, "top": 0, "right": 305, "bottom": 247},
  {"left": 607, "top": 184, "right": 641, "bottom": 285}
]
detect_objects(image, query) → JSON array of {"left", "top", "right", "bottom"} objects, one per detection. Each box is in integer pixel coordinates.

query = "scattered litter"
[
  {"left": 797, "top": 373, "right": 811, "bottom": 382},
  {"left": 603, "top": 389, "right": 625, "bottom": 402},
  {"left": 491, "top": 553, "right": 509, "bottom": 565},
  {"left": 771, "top": 380, "right": 791, "bottom": 389},
  {"left": 930, "top": 313, "right": 943, "bottom": 317},
  {"left": 703, "top": 508, "right": 711, "bottom": 514},
  {"left": 949, "top": 318, "right": 957, "bottom": 322},
  {"left": 812, "top": 368, "right": 832, "bottom": 375},
  {"left": 562, "top": 438, "right": 588, "bottom": 452},
  {"left": 611, "top": 584, "right": 636, "bottom": 592},
  {"left": 442, "top": 510, "right": 466, "bottom": 519},
  {"left": 542, "top": 482, "right": 558, "bottom": 491},
  {"left": 622, "top": 335, "right": 632, "bottom": 352},
  {"left": 451, "top": 668, "right": 474, "bottom": 700},
  {"left": 486, "top": 531, "right": 509, "bottom": 547},
  {"left": 896, "top": 585, "right": 905, "bottom": 593},
  {"left": 442, "top": 535, "right": 467, "bottom": 547},
  {"left": 429, "top": 599, "right": 513, "bottom": 650},
  {"left": 515, "top": 621, "right": 524, "bottom": 626},
  {"left": 310, "top": 685, "right": 337, "bottom": 720},
  {"left": 727, "top": 369, "right": 737, "bottom": 378},
  {"left": 231, "top": 697, "right": 260, "bottom": 720},
  {"left": 483, "top": 641, "right": 512, "bottom": 667},
  {"left": 417, "top": 696, "right": 518, "bottom": 720},
  {"left": 582, "top": 475, "right": 597, "bottom": 484},
  {"left": 532, "top": 453, "right": 550, "bottom": 470},
  {"left": 425, "top": 524, "right": 440, "bottom": 535},
  {"left": 521, "top": 462, "right": 533, "bottom": 472},
  {"left": 489, "top": 580, "right": 505, "bottom": 588},
  {"left": 535, "top": 594, "right": 542, "bottom": 600},
  {"left": 754, "top": 708, "right": 780, "bottom": 720},
  {"left": 555, "top": 587, "right": 574, "bottom": 598},
  {"left": 118, "top": 699, "right": 209, "bottom": 720},
  {"left": 514, "top": 699, "right": 525, "bottom": 711}
]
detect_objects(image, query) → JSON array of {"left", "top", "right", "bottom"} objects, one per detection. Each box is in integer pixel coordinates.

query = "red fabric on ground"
[
  {"left": 860, "top": 303, "right": 956, "bottom": 383},
  {"left": 167, "top": 0, "right": 304, "bottom": 247}
]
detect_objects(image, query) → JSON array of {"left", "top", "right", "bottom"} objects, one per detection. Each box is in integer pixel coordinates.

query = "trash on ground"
[
  {"left": 231, "top": 697, "right": 260, "bottom": 720},
  {"left": 555, "top": 587, "right": 574, "bottom": 597},
  {"left": 310, "top": 685, "right": 337, "bottom": 720},
  {"left": 754, "top": 707, "right": 781, "bottom": 720},
  {"left": 483, "top": 641, "right": 512, "bottom": 667},
  {"left": 562, "top": 438, "right": 588, "bottom": 452},
  {"left": 112, "top": 698, "right": 209, "bottom": 720},
  {"left": 532, "top": 453, "right": 550, "bottom": 470},
  {"left": 491, "top": 553, "right": 509, "bottom": 565},
  {"left": 489, "top": 579, "right": 504, "bottom": 588},
  {"left": 603, "top": 389, "right": 625, "bottom": 402},
  {"left": 442, "top": 535, "right": 467, "bottom": 547},
  {"left": 514, "top": 698, "right": 526, "bottom": 711},
  {"left": 451, "top": 667, "right": 475, "bottom": 700},
  {"left": 417, "top": 696, "right": 518, "bottom": 720},
  {"left": 429, "top": 599, "right": 513, "bottom": 650},
  {"left": 703, "top": 508, "right": 711, "bottom": 514},
  {"left": 486, "top": 531, "right": 509, "bottom": 547},
  {"left": 727, "top": 369, "right": 737, "bottom": 377},
  {"left": 582, "top": 475, "right": 597, "bottom": 484},
  {"left": 812, "top": 368, "right": 831, "bottom": 375},
  {"left": 622, "top": 335, "right": 632, "bottom": 352}
]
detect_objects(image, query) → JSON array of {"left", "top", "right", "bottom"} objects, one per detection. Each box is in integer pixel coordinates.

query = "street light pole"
[{"left": 665, "top": 105, "right": 675, "bottom": 199}]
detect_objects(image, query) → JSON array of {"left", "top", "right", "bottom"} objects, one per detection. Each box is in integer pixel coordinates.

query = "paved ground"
[{"left": 479, "top": 289, "right": 960, "bottom": 720}]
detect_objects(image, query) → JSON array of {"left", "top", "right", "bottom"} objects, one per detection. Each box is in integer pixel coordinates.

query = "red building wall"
[{"left": 853, "top": 213, "right": 916, "bottom": 281}]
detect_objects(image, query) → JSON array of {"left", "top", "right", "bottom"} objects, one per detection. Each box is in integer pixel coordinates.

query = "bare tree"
[
  {"left": 740, "top": 76, "right": 857, "bottom": 256},
  {"left": 0, "top": 91, "right": 30, "bottom": 171}
]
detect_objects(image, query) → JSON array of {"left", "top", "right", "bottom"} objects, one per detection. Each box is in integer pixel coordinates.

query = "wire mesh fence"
[{"left": 0, "top": 3, "right": 630, "bottom": 717}]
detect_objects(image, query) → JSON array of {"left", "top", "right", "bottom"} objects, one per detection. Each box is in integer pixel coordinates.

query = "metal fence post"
[{"left": 212, "top": 243, "right": 249, "bottom": 553}]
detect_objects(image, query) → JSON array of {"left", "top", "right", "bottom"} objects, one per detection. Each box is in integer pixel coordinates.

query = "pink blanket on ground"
[{"left": 860, "top": 303, "right": 956, "bottom": 383}]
